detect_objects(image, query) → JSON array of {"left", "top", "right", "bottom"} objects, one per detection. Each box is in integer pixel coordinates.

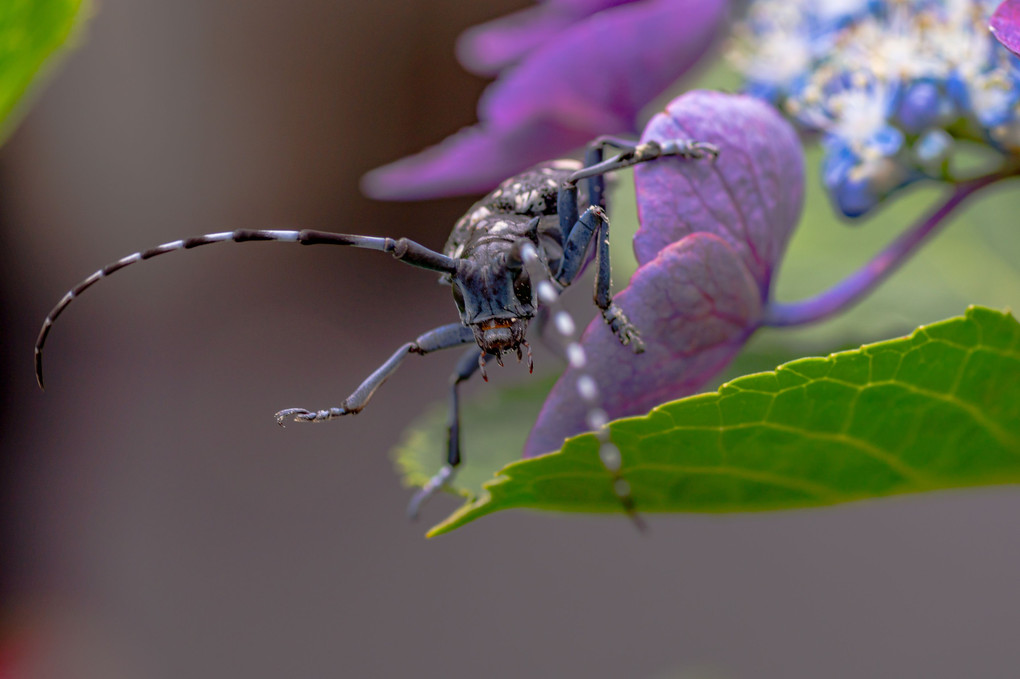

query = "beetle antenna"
[
  {"left": 517, "top": 242, "right": 646, "bottom": 532},
  {"left": 34, "top": 228, "right": 457, "bottom": 389}
]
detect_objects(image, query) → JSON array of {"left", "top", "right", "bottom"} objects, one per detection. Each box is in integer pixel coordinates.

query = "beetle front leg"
[
  {"left": 554, "top": 206, "right": 645, "bottom": 353},
  {"left": 406, "top": 346, "right": 488, "bottom": 519},
  {"left": 591, "top": 209, "right": 645, "bottom": 352},
  {"left": 274, "top": 323, "right": 474, "bottom": 425}
]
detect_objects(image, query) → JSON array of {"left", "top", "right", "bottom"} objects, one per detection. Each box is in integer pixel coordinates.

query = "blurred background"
[{"left": 1, "top": 1, "right": 1019, "bottom": 677}]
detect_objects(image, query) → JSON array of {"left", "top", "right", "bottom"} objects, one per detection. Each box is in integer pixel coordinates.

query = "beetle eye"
[
  {"left": 513, "top": 270, "right": 532, "bottom": 304},
  {"left": 451, "top": 284, "right": 466, "bottom": 312}
]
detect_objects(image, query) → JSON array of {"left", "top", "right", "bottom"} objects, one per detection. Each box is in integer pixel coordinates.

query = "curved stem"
[{"left": 763, "top": 168, "right": 1019, "bottom": 327}]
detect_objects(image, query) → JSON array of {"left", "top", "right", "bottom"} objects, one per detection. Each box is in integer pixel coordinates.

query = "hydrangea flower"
[
  {"left": 731, "top": 0, "right": 1020, "bottom": 217},
  {"left": 361, "top": 0, "right": 728, "bottom": 200},
  {"left": 991, "top": 0, "right": 1020, "bottom": 56},
  {"left": 526, "top": 91, "right": 805, "bottom": 457},
  {"left": 523, "top": 84, "right": 1019, "bottom": 457}
]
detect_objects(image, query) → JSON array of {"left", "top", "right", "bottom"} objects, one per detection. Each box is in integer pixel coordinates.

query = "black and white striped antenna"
[
  {"left": 34, "top": 228, "right": 459, "bottom": 389},
  {"left": 517, "top": 241, "right": 645, "bottom": 530}
]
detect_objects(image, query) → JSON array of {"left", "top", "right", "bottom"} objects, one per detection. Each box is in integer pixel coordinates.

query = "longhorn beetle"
[{"left": 35, "top": 137, "right": 717, "bottom": 518}]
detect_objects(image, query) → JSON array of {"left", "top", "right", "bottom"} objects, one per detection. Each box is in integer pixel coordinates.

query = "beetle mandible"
[{"left": 35, "top": 137, "right": 717, "bottom": 516}]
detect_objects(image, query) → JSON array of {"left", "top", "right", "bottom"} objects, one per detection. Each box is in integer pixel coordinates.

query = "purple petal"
[
  {"left": 634, "top": 91, "right": 804, "bottom": 292},
  {"left": 524, "top": 233, "right": 763, "bottom": 458},
  {"left": 524, "top": 91, "right": 806, "bottom": 457},
  {"left": 363, "top": 0, "right": 728, "bottom": 201},
  {"left": 546, "top": 0, "right": 640, "bottom": 13},
  {"left": 991, "top": 0, "right": 1020, "bottom": 57},
  {"left": 546, "top": 0, "right": 639, "bottom": 14},
  {"left": 456, "top": 1, "right": 636, "bottom": 77},
  {"left": 456, "top": 7, "right": 579, "bottom": 78},
  {"left": 461, "top": 0, "right": 644, "bottom": 75},
  {"left": 360, "top": 121, "right": 595, "bottom": 201},
  {"left": 479, "top": 0, "right": 728, "bottom": 136}
]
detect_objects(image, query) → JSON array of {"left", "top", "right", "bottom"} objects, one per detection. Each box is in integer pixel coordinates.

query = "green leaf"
[
  {"left": 392, "top": 375, "right": 556, "bottom": 500},
  {"left": 0, "top": 0, "right": 88, "bottom": 145},
  {"left": 424, "top": 307, "right": 1020, "bottom": 537}
]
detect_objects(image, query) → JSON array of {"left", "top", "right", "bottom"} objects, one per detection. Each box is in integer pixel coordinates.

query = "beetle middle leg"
[
  {"left": 274, "top": 322, "right": 474, "bottom": 425},
  {"left": 555, "top": 171, "right": 645, "bottom": 352},
  {"left": 554, "top": 203, "right": 645, "bottom": 353},
  {"left": 551, "top": 137, "right": 719, "bottom": 352}
]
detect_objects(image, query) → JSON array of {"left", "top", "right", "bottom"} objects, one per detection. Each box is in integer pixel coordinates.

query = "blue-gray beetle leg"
[
  {"left": 407, "top": 346, "right": 492, "bottom": 519},
  {"left": 274, "top": 322, "right": 474, "bottom": 425}
]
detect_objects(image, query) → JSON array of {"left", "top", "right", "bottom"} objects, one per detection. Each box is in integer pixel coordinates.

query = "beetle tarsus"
[
  {"left": 274, "top": 406, "right": 349, "bottom": 426},
  {"left": 407, "top": 464, "right": 455, "bottom": 520},
  {"left": 602, "top": 304, "right": 645, "bottom": 354}
]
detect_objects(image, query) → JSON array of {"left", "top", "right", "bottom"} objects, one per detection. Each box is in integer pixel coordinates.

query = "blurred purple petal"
[
  {"left": 525, "top": 91, "right": 805, "bottom": 457},
  {"left": 457, "top": 8, "right": 578, "bottom": 77},
  {"left": 991, "top": 0, "right": 1020, "bottom": 56},
  {"left": 457, "top": 0, "right": 645, "bottom": 76},
  {"left": 481, "top": 0, "right": 727, "bottom": 132},
  {"left": 360, "top": 121, "right": 595, "bottom": 201},
  {"left": 547, "top": 0, "right": 638, "bottom": 14},
  {"left": 525, "top": 234, "right": 762, "bottom": 457},
  {"left": 363, "top": 0, "right": 728, "bottom": 201},
  {"left": 634, "top": 90, "right": 804, "bottom": 290}
]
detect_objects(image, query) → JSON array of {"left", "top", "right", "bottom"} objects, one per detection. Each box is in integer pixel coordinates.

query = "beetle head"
[{"left": 451, "top": 244, "right": 535, "bottom": 357}]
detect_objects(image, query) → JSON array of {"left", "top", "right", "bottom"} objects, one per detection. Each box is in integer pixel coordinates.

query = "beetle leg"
[
  {"left": 553, "top": 205, "right": 645, "bottom": 353},
  {"left": 274, "top": 322, "right": 473, "bottom": 425},
  {"left": 550, "top": 137, "right": 717, "bottom": 354},
  {"left": 407, "top": 347, "right": 489, "bottom": 519},
  {"left": 569, "top": 139, "right": 719, "bottom": 185},
  {"left": 556, "top": 136, "right": 718, "bottom": 249}
]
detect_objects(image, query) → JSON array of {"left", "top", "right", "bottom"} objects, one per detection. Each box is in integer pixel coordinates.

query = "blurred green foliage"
[{"left": 0, "top": 0, "right": 87, "bottom": 145}]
